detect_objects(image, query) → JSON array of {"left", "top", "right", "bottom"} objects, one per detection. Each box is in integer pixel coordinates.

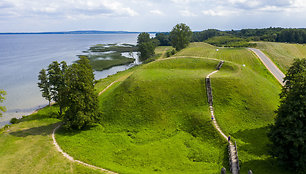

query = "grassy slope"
[
  {"left": 56, "top": 58, "right": 232, "bottom": 174},
  {"left": 175, "top": 42, "right": 293, "bottom": 174},
  {"left": 0, "top": 106, "right": 104, "bottom": 174},
  {"left": 255, "top": 42, "right": 306, "bottom": 72}
]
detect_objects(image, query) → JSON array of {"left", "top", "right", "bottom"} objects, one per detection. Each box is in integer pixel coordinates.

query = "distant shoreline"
[{"left": 0, "top": 31, "right": 156, "bottom": 35}]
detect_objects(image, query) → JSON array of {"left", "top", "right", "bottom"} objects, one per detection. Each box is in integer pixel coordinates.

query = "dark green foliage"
[
  {"left": 192, "top": 29, "right": 223, "bottom": 42},
  {"left": 47, "top": 61, "right": 67, "bottom": 115},
  {"left": 205, "top": 36, "right": 256, "bottom": 47},
  {"left": 10, "top": 117, "right": 18, "bottom": 124},
  {"left": 0, "top": 90, "right": 6, "bottom": 117},
  {"left": 268, "top": 59, "right": 306, "bottom": 173},
  {"left": 276, "top": 29, "right": 306, "bottom": 44},
  {"left": 155, "top": 33, "right": 171, "bottom": 46},
  {"left": 192, "top": 27, "right": 306, "bottom": 44},
  {"left": 170, "top": 23, "right": 192, "bottom": 51},
  {"left": 166, "top": 48, "right": 177, "bottom": 57},
  {"left": 137, "top": 32, "right": 158, "bottom": 61},
  {"left": 38, "top": 69, "right": 51, "bottom": 106},
  {"left": 63, "top": 57, "right": 100, "bottom": 130}
]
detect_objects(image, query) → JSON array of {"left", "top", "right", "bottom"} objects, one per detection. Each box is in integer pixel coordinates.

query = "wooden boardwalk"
[{"left": 206, "top": 61, "right": 239, "bottom": 174}]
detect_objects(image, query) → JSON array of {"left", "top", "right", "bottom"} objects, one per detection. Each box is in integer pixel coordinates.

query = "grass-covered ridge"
[
  {"left": 175, "top": 42, "right": 292, "bottom": 174},
  {"left": 255, "top": 42, "right": 306, "bottom": 72},
  {"left": 56, "top": 58, "right": 232, "bottom": 174}
]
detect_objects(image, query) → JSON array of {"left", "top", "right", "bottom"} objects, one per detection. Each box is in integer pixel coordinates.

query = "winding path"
[
  {"left": 206, "top": 62, "right": 239, "bottom": 174},
  {"left": 52, "top": 81, "right": 120, "bottom": 174}
]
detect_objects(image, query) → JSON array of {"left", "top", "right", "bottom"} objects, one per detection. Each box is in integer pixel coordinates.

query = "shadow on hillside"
[
  {"left": 240, "top": 158, "right": 293, "bottom": 174},
  {"left": 10, "top": 123, "right": 59, "bottom": 137},
  {"left": 232, "top": 126, "right": 270, "bottom": 156}
]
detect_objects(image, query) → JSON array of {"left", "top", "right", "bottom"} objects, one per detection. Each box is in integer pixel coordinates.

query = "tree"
[
  {"left": 0, "top": 90, "right": 6, "bottom": 117},
  {"left": 47, "top": 61, "right": 67, "bottom": 115},
  {"left": 137, "top": 32, "right": 151, "bottom": 44},
  {"left": 170, "top": 23, "right": 192, "bottom": 51},
  {"left": 63, "top": 57, "right": 100, "bottom": 129},
  {"left": 38, "top": 69, "right": 51, "bottom": 106},
  {"left": 137, "top": 32, "right": 157, "bottom": 61},
  {"left": 268, "top": 59, "right": 306, "bottom": 173}
]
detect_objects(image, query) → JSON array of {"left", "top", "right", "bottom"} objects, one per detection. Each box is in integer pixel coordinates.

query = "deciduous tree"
[
  {"left": 38, "top": 69, "right": 51, "bottom": 106},
  {"left": 63, "top": 57, "right": 100, "bottom": 129},
  {"left": 170, "top": 23, "right": 192, "bottom": 51},
  {"left": 0, "top": 90, "right": 6, "bottom": 117},
  {"left": 268, "top": 59, "right": 306, "bottom": 173}
]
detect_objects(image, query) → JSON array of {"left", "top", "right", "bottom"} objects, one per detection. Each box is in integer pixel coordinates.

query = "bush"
[{"left": 10, "top": 118, "right": 18, "bottom": 124}]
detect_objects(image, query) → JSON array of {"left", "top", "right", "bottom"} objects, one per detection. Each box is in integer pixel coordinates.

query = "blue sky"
[{"left": 0, "top": 0, "right": 305, "bottom": 32}]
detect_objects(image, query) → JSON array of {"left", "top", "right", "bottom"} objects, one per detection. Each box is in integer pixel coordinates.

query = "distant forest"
[{"left": 155, "top": 28, "right": 306, "bottom": 46}]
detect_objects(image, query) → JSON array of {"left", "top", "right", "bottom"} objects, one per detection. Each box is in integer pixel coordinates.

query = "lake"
[{"left": 0, "top": 34, "right": 139, "bottom": 127}]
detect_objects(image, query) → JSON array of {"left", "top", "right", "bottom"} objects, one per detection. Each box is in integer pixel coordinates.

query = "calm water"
[{"left": 0, "top": 34, "right": 139, "bottom": 127}]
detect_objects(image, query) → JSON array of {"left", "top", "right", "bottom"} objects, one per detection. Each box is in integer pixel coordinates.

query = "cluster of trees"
[
  {"left": 268, "top": 59, "right": 306, "bottom": 173},
  {"left": 137, "top": 32, "right": 159, "bottom": 61},
  {"left": 38, "top": 57, "right": 100, "bottom": 129},
  {"left": 154, "top": 23, "right": 192, "bottom": 51},
  {"left": 190, "top": 27, "right": 306, "bottom": 44},
  {"left": 0, "top": 90, "right": 6, "bottom": 117}
]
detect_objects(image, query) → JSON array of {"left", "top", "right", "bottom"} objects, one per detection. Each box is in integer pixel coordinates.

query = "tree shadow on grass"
[
  {"left": 240, "top": 158, "right": 294, "bottom": 174},
  {"left": 232, "top": 126, "right": 271, "bottom": 157},
  {"left": 10, "top": 123, "right": 59, "bottom": 137}
]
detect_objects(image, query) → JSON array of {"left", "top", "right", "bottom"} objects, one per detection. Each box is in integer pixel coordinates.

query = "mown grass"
[
  {"left": 56, "top": 58, "right": 231, "bottom": 174},
  {"left": 255, "top": 41, "right": 306, "bottom": 72},
  {"left": 0, "top": 106, "right": 104, "bottom": 174}
]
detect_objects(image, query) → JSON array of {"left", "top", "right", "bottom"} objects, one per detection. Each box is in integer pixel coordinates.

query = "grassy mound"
[
  {"left": 0, "top": 106, "right": 103, "bottom": 174},
  {"left": 56, "top": 58, "right": 234, "bottom": 174},
  {"left": 175, "top": 42, "right": 292, "bottom": 174},
  {"left": 256, "top": 42, "right": 306, "bottom": 72}
]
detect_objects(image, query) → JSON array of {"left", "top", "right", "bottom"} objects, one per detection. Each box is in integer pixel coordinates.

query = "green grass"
[
  {"left": 255, "top": 41, "right": 306, "bottom": 72},
  {"left": 56, "top": 58, "right": 231, "bottom": 174},
  {"left": 174, "top": 42, "right": 292, "bottom": 174},
  {"left": 0, "top": 106, "right": 104, "bottom": 174},
  {"left": 1, "top": 42, "right": 296, "bottom": 174}
]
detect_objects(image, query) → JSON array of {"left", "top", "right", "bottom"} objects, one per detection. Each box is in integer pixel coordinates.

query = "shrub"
[{"left": 10, "top": 117, "right": 18, "bottom": 124}]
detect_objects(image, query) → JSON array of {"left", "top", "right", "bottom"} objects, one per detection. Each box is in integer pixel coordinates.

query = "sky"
[{"left": 0, "top": 0, "right": 306, "bottom": 32}]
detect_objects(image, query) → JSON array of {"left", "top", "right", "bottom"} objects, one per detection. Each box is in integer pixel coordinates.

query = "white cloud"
[
  {"left": 180, "top": 9, "right": 197, "bottom": 17},
  {"left": 150, "top": 9, "right": 164, "bottom": 15}
]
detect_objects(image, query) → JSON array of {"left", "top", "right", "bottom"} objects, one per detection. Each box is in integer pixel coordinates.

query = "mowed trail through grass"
[
  {"left": 0, "top": 107, "right": 104, "bottom": 174},
  {"left": 56, "top": 58, "right": 233, "bottom": 174},
  {"left": 255, "top": 41, "right": 306, "bottom": 72}
]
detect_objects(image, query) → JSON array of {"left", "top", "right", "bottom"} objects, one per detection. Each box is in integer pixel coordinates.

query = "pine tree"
[{"left": 268, "top": 59, "right": 306, "bottom": 173}]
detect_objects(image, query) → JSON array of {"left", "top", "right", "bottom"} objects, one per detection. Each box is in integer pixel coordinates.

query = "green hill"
[
  {"left": 0, "top": 42, "right": 296, "bottom": 174},
  {"left": 56, "top": 58, "right": 233, "bottom": 173},
  {"left": 255, "top": 42, "right": 306, "bottom": 72},
  {"left": 56, "top": 43, "right": 293, "bottom": 173}
]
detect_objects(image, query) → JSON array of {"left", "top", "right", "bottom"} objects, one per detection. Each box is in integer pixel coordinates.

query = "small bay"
[{"left": 0, "top": 34, "right": 138, "bottom": 127}]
